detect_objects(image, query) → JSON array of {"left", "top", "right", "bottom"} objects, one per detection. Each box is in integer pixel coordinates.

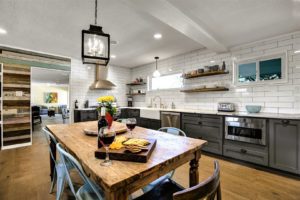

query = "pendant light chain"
[{"left": 95, "top": 0, "right": 98, "bottom": 25}]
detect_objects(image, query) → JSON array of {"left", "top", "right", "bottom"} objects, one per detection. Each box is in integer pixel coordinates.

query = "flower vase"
[{"left": 105, "top": 112, "right": 113, "bottom": 127}]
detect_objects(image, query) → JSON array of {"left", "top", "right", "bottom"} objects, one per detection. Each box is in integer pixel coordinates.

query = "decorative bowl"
[{"left": 246, "top": 105, "right": 261, "bottom": 113}]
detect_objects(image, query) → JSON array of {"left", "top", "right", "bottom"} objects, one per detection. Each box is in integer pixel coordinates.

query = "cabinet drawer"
[
  {"left": 182, "top": 122, "right": 222, "bottom": 140},
  {"left": 182, "top": 114, "right": 222, "bottom": 127},
  {"left": 127, "top": 109, "right": 140, "bottom": 118},
  {"left": 80, "top": 111, "right": 97, "bottom": 122},
  {"left": 202, "top": 139, "right": 222, "bottom": 155},
  {"left": 223, "top": 144, "right": 268, "bottom": 166},
  {"left": 182, "top": 113, "right": 199, "bottom": 122},
  {"left": 199, "top": 115, "right": 222, "bottom": 124}
]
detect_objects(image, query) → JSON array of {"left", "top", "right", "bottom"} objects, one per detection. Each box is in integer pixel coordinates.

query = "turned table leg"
[
  {"left": 105, "top": 190, "right": 129, "bottom": 200},
  {"left": 49, "top": 137, "right": 56, "bottom": 181},
  {"left": 189, "top": 150, "right": 201, "bottom": 187}
]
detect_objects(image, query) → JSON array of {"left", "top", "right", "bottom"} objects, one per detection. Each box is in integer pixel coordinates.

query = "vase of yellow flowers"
[{"left": 97, "top": 95, "right": 116, "bottom": 127}]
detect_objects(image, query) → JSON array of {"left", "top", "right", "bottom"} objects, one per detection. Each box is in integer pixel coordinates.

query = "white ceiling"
[
  {"left": 31, "top": 67, "right": 70, "bottom": 85},
  {"left": 0, "top": 0, "right": 299, "bottom": 68}
]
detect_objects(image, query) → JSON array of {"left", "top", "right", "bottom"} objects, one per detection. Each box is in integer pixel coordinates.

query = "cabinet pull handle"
[
  {"left": 198, "top": 121, "right": 202, "bottom": 125},
  {"left": 282, "top": 120, "right": 290, "bottom": 127},
  {"left": 240, "top": 149, "right": 247, "bottom": 154}
]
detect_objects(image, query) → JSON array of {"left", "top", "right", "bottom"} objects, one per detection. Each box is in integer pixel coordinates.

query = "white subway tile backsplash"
[{"left": 69, "top": 31, "right": 300, "bottom": 116}]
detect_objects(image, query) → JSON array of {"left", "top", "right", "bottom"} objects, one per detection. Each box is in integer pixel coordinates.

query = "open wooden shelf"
[
  {"left": 3, "top": 96, "right": 30, "bottom": 101},
  {"left": 3, "top": 69, "right": 31, "bottom": 76},
  {"left": 1, "top": 63, "right": 32, "bottom": 148},
  {"left": 3, "top": 116, "right": 31, "bottom": 125},
  {"left": 180, "top": 87, "right": 229, "bottom": 93},
  {"left": 3, "top": 84, "right": 30, "bottom": 89},
  {"left": 126, "top": 93, "right": 146, "bottom": 96},
  {"left": 183, "top": 70, "right": 229, "bottom": 79},
  {"left": 126, "top": 82, "right": 147, "bottom": 86}
]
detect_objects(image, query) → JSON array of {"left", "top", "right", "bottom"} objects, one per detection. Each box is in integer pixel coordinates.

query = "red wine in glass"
[
  {"left": 99, "top": 134, "right": 115, "bottom": 146},
  {"left": 126, "top": 118, "right": 136, "bottom": 137},
  {"left": 126, "top": 123, "right": 136, "bottom": 130},
  {"left": 98, "top": 127, "right": 116, "bottom": 166}
]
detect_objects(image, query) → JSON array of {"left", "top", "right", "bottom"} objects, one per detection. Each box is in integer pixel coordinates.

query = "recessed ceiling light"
[
  {"left": 0, "top": 28, "right": 7, "bottom": 35},
  {"left": 87, "top": 66, "right": 91, "bottom": 70},
  {"left": 294, "top": 50, "right": 300, "bottom": 54},
  {"left": 153, "top": 33, "right": 162, "bottom": 39},
  {"left": 210, "top": 60, "right": 215, "bottom": 63},
  {"left": 111, "top": 54, "right": 116, "bottom": 59},
  {"left": 168, "top": 68, "right": 173, "bottom": 72}
]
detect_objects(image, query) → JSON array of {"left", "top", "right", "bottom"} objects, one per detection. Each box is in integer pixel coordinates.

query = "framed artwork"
[{"left": 45, "top": 92, "right": 58, "bottom": 103}]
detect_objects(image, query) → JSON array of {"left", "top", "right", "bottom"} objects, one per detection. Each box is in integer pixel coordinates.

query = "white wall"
[
  {"left": 69, "top": 59, "right": 131, "bottom": 121},
  {"left": 131, "top": 31, "right": 300, "bottom": 114},
  {"left": 31, "top": 83, "right": 69, "bottom": 106}
]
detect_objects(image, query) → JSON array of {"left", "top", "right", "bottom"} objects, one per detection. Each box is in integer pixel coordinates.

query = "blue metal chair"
[
  {"left": 42, "top": 127, "right": 73, "bottom": 200},
  {"left": 142, "top": 127, "right": 186, "bottom": 194},
  {"left": 158, "top": 127, "right": 186, "bottom": 137},
  {"left": 56, "top": 143, "right": 105, "bottom": 200}
]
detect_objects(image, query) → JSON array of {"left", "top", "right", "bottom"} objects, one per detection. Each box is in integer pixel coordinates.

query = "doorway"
[{"left": 31, "top": 67, "right": 70, "bottom": 133}]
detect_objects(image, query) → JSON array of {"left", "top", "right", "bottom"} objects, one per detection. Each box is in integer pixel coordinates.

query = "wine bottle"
[{"left": 98, "top": 107, "right": 108, "bottom": 148}]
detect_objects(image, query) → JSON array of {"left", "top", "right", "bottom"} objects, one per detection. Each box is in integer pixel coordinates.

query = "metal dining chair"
[
  {"left": 142, "top": 127, "right": 186, "bottom": 194},
  {"left": 158, "top": 127, "right": 187, "bottom": 137},
  {"left": 42, "top": 127, "right": 73, "bottom": 200},
  {"left": 56, "top": 143, "right": 105, "bottom": 200},
  {"left": 136, "top": 160, "right": 221, "bottom": 200}
]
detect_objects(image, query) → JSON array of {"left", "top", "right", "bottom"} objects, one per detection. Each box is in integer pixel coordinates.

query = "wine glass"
[
  {"left": 126, "top": 118, "right": 137, "bottom": 137},
  {"left": 98, "top": 126, "right": 116, "bottom": 166}
]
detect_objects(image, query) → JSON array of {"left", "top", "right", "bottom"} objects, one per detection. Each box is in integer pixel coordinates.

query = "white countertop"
[
  {"left": 120, "top": 107, "right": 300, "bottom": 120},
  {"left": 75, "top": 108, "right": 97, "bottom": 111}
]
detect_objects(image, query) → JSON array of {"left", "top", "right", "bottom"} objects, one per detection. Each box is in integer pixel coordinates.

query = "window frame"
[
  {"left": 148, "top": 72, "right": 183, "bottom": 91},
  {"left": 233, "top": 52, "right": 288, "bottom": 86}
]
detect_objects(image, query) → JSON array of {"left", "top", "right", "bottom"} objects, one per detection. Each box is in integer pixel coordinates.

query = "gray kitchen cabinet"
[
  {"left": 139, "top": 117, "right": 161, "bottom": 130},
  {"left": 74, "top": 109, "right": 98, "bottom": 122},
  {"left": 223, "top": 141, "right": 268, "bottom": 166},
  {"left": 181, "top": 113, "right": 223, "bottom": 155},
  {"left": 269, "top": 119, "right": 300, "bottom": 174},
  {"left": 119, "top": 108, "right": 140, "bottom": 118}
]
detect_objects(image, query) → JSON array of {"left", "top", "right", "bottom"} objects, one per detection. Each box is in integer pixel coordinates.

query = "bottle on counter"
[
  {"left": 75, "top": 100, "right": 79, "bottom": 109},
  {"left": 98, "top": 107, "right": 108, "bottom": 148},
  {"left": 221, "top": 61, "right": 226, "bottom": 71}
]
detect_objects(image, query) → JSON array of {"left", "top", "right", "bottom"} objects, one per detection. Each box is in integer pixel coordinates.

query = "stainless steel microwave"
[{"left": 225, "top": 116, "right": 267, "bottom": 145}]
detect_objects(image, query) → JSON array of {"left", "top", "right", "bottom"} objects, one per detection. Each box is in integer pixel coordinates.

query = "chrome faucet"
[{"left": 152, "top": 96, "right": 162, "bottom": 108}]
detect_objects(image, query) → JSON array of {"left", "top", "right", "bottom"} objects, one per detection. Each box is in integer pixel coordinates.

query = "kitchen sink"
[{"left": 140, "top": 109, "right": 160, "bottom": 120}]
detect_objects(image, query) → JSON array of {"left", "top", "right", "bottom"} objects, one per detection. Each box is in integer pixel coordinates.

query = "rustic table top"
[{"left": 47, "top": 121, "right": 207, "bottom": 199}]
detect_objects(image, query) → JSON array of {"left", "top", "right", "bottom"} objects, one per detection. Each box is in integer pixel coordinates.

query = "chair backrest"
[
  {"left": 32, "top": 106, "right": 41, "bottom": 116},
  {"left": 42, "top": 127, "right": 58, "bottom": 163},
  {"left": 158, "top": 127, "right": 186, "bottom": 137},
  {"left": 173, "top": 160, "right": 221, "bottom": 200},
  {"left": 61, "top": 107, "right": 69, "bottom": 117},
  {"left": 56, "top": 143, "right": 103, "bottom": 200}
]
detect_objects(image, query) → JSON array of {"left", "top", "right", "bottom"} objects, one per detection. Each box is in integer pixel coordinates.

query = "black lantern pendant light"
[{"left": 82, "top": 0, "right": 110, "bottom": 65}]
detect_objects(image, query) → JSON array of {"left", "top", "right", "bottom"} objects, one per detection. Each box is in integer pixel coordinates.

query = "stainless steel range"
[{"left": 225, "top": 116, "right": 267, "bottom": 145}]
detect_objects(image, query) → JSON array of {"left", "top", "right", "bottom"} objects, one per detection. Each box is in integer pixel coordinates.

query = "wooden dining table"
[{"left": 46, "top": 121, "right": 207, "bottom": 200}]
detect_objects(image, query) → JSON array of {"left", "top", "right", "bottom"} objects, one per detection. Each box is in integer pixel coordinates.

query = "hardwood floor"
[{"left": 0, "top": 118, "right": 299, "bottom": 200}]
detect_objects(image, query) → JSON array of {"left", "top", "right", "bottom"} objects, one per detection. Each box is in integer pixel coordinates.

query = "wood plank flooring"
[{"left": 0, "top": 117, "right": 299, "bottom": 200}]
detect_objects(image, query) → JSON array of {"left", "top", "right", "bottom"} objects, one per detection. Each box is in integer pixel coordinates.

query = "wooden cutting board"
[
  {"left": 94, "top": 139, "right": 156, "bottom": 163},
  {"left": 83, "top": 122, "right": 127, "bottom": 136}
]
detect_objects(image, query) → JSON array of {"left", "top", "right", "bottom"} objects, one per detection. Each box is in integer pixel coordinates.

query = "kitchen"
[{"left": 0, "top": 0, "right": 300, "bottom": 200}]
